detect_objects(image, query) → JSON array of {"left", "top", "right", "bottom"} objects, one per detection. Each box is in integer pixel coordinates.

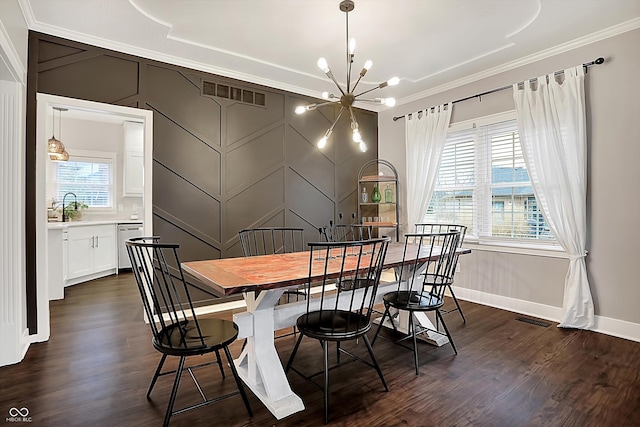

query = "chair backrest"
[
  {"left": 414, "top": 223, "right": 467, "bottom": 276},
  {"left": 394, "top": 231, "right": 461, "bottom": 303},
  {"left": 320, "top": 223, "right": 373, "bottom": 242},
  {"left": 300, "top": 237, "right": 390, "bottom": 334},
  {"left": 238, "top": 227, "right": 305, "bottom": 256},
  {"left": 126, "top": 236, "right": 209, "bottom": 351}
]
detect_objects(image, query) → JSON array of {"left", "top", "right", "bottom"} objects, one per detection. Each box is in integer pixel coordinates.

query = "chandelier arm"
[
  {"left": 351, "top": 73, "right": 365, "bottom": 93},
  {"left": 354, "top": 85, "right": 382, "bottom": 98},
  {"left": 348, "top": 106, "right": 359, "bottom": 128},
  {"left": 303, "top": 100, "right": 340, "bottom": 110},
  {"left": 326, "top": 70, "right": 347, "bottom": 96},
  {"left": 326, "top": 106, "right": 346, "bottom": 136}
]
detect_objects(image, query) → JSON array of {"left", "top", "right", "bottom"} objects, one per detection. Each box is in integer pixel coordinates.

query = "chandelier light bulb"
[
  {"left": 317, "top": 57, "right": 330, "bottom": 73},
  {"left": 322, "top": 92, "right": 330, "bottom": 99},
  {"left": 387, "top": 76, "right": 400, "bottom": 86},
  {"left": 378, "top": 97, "right": 396, "bottom": 107},
  {"left": 364, "top": 60, "right": 373, "bottom": 70},
  {"left": 295, "top": 106, "right": 307, "bottom": 115},
  {"left": 359, "top": 141, "right": 367, "bottom": 152},
  {"left": 317, "top": 136, "right": 328, "bottom": 149},
  {"left": 349, "top": 38, "right": 356, "bottom": 55},
  {"left": 353, "top": 129, "right": 362, "bottom": 142}
]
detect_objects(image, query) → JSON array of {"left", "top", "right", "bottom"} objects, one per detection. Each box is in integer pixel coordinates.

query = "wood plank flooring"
[{"left": 1, "top": 273, "right": 639, "bottom": 426}]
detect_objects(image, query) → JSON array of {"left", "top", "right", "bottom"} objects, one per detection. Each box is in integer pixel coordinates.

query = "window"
[
  {"left": 424, "top": 113, "right": 555, "bottom": 243},
  {"left": 51, "top": 150, "right": 115, "bottom": 209}
]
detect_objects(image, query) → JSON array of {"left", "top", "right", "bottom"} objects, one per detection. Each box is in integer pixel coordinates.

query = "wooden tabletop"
[{"left": 182, "top": 242, "right": 470, "bottom": 297}]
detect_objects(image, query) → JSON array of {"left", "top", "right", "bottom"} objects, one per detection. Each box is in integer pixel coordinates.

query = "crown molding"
[
  {"left": 0, "top": 7, "right": 28, "bottom": 84},
  {"left": 397, "top": 17, "right": 640, "bottom": 107}
]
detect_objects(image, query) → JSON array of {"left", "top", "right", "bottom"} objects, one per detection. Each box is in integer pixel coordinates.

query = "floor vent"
[{"left": 516, "top": 317, "right": 551, "bottom": 327}]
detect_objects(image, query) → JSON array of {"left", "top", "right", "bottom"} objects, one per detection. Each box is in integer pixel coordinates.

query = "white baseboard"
[{"left": 452, "top": 286, "right": 640, "bottom": 343}]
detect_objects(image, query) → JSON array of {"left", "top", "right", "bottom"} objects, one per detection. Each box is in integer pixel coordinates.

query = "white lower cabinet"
[{"left": 67, "top": 224, "right": 117, "bottom": 284}]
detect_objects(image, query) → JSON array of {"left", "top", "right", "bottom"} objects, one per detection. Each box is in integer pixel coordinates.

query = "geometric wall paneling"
[
  {"left": 145, "top": 65, "right": 221, "bottom": 146},
  {"left": 226, "top": 91, "right": 284, "bottom": 144},
  {"left": 152, "top": 214, "right": 221, "bottom": 261},
  {"left": 223, "top": 168, "right": 286, "bottom": 243},
  {"left": 286, "top": 168, "right": 335, "bottom": 232},
  {"left": 36, "top": 38, "right": 85, "bottom": 63},
  {"left": 27, "top": 31, "right": 378, "bottom": 315},
  {"left": 153, "top": 162, "right": 221, "bottom": 244},
  {"left": 225, "top": 124, "right": 285, "bottom": 193},
  {"left": 151, "top": 110, "right": 221, "bottom": 197},
  {"left": 38, "top": 52, "right": 139, "bottom": 106},
  {"left": 286, "top": 127, "right": 336, "bottom": 199}
]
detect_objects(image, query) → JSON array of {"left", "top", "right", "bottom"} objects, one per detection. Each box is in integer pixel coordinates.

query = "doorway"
[{"left": 34, "top": 94, "right": 153, "bottom": 343}]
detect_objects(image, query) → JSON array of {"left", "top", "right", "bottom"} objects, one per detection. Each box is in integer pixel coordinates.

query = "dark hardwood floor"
[{"left": 2, "top": 273, "right": 639, "bottom": 426}]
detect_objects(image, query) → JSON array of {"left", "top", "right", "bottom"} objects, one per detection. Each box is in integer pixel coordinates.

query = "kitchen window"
[
  {"left": 51, "top": 149, "right": 115, "bottom": 209},
  {"left": 423, "top": 112, "right": 556, "bottom": 245}
]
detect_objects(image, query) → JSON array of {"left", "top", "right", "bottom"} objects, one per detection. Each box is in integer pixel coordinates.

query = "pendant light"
[
  {"left": 294, "top": 0, "right": 399, "bottom": 152},
  {"left": 48, "top": 107, "right": 69, "bottom": 161}
]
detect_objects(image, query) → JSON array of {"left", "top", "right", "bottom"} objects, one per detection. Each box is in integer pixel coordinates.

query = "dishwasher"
[{"left": 117, "top": 223, "right": 144, "bottom": 269}]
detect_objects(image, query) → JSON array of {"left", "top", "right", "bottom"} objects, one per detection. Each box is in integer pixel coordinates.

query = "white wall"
[{"left": 378, "top": 28, "right": 640, "bottom": 341}]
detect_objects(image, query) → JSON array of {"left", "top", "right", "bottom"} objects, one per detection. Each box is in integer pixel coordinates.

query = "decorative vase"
[
  {"left": 384, "top": 184, "right": 393, "bottom": 203},
  {"left": 371, "top": 185, "right": 381, "bottom": 203}
]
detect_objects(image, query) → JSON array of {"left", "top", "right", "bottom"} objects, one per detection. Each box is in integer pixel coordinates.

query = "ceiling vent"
[{"left": 203, "top": 81, "right": 266, "bottom": 106}]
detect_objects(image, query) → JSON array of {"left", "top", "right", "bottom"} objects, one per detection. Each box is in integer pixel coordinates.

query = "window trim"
[
  {"left": 53, "top": 148, "right": 117, "bottom": 212},
  {"left": 432, "top": 110, "right": 566, "bottom": 256}
]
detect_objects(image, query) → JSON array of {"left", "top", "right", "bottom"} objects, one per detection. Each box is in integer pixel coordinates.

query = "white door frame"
[{"left": 34, "top": 94, "right": 153, "bottom": 343}]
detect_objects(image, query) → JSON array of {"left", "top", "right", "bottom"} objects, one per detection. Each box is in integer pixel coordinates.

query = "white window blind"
[
  {"left": 52, "top": 151, "right": 115, "bottom": 209},
  {"left": 424, "top": 117, "right": 554, "bottom": 242}
]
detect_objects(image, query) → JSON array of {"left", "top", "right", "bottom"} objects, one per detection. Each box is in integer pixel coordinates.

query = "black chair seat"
[
  {"left": 383, "top": 290, "right": 444, "bottom": 311},
  {"left": 296, "top": 310, "right": 371, "bottom": 341},
  {"left": 155, "top": 318, "right": 239, "bottom": 357}
]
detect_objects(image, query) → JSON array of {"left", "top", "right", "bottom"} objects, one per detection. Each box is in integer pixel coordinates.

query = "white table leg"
[{"left": 233, "top": 290, "right": 305, "bottom": 420}]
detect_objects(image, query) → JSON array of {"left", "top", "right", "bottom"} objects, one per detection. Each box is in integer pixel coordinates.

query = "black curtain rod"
[{"left": 392, "top": 57, "right": 605, "bottom": 121}]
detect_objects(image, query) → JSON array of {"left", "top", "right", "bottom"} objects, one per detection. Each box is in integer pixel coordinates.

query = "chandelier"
[{"left": 295, "top": 0, "right": 399, "bottom": 152}]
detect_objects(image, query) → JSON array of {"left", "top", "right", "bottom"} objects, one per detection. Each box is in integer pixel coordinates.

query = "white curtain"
[
  {"left": 405, "top": 103, "right": 452, "bottom": 231},
  {"left": 513, "top": 66, "right": 594, "bottom": 329}
]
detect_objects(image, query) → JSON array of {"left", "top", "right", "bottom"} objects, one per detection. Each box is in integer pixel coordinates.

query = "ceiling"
[{"left": 22, "top": 0, "right": 640, "bottom": 110}]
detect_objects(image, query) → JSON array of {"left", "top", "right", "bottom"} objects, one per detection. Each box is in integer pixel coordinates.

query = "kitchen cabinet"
[
  {"left": 357, "top": 159, "right": 400, "bottom": 241},
  {"left": 47, "top": 227, "right": 68, "bottom": 300},
  {"left": 123, "top": 121, "right": 144, "bottom": 196},
  {"left": 67, "top": 224, "right": 117, "bottom": 284}
]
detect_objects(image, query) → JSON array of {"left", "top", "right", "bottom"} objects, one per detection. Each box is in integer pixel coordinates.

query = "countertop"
[{"left": 47, "top": 220, "right": 143, "bottom": 230}]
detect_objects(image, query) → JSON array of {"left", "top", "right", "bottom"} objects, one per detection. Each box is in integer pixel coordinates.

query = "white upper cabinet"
[{"left": 123, "top": 121, "right": 144, "bottom": 196}]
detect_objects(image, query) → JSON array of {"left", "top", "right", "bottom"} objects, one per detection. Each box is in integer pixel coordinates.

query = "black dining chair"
[
  {"left": 414, "top": 223, "right": 468, "bottom": 322},
  {"left": 372, "top": 231, "right": 460, "bottom": 375},
  {"left": 320, "top": 222, "right": 373, "bottom": 242},
  {"left": 285, "top": 237, "right": 391, "bottom": 424},
  {"left": 126, "top": 237, "right": 252, "bottom": 427},
  {"left": 238, "top": 227, "right": 307, "bottom": 334}
]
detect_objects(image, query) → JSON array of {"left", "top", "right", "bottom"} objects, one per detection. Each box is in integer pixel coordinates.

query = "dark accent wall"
[{"left": 26, "top": 32, "right": 377, "bottom": 331}]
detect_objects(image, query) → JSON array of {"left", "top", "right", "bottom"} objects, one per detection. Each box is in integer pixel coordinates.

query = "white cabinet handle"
[{"left": 95, "top": 235, "right": 99, "bottom": 247}]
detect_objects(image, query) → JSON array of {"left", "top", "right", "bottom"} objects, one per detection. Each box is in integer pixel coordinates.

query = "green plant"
[{"left": 63, "top": 202, "right": 88, "bottom": 220}]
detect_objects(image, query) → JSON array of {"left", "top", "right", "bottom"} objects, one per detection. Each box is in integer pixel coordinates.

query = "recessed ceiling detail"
[{"left": 25, "top": 0, "right": 640, "bottom": 106}]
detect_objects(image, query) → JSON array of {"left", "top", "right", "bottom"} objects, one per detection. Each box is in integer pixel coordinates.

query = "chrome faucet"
[{"left": 62, "top": 192, "right": 77, "bottom": 222}]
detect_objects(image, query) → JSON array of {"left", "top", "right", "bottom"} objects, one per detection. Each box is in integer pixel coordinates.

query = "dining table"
[{"left": 182, "top": 242, "right": 470, "bottom": 419}]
